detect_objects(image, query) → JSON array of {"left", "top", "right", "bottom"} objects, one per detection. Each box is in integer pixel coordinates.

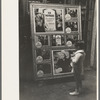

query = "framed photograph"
[
  {"left": 52, "top": 50, "right": 73, "bottom": 75},
  {"left": 35, "top": 35, "right": 50, "bottom": 47},
  {"left": 36, "top": 64, "right": 52, "bottom": 77},
  {"left": 65, "top": 21, "right": 78, "bottom": 33},
  {"left": 51, "top": 35, "right": 65, "bottom": 46},
  {"left": 65, "top": 35, "right": 79, "bottom": 47},
  {"left": 65, "top": 7, "right": 78, "bottom": 21},
  {"left": 33, "top": 7, "right": 64, "bottom": 34},
  {"left": 36, "top": 48, "right": 51, "bottom": 62}
]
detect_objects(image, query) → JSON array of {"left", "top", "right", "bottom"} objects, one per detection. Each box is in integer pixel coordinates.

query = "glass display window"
[
  {"left": 51, "top": 35, "right": 65, "bottom": 46},
  {"left": 30, "top": 3, "right": 82, "bottom": 80},
  {"left": 33, "top": 7, "right": 64, "bottom": 33}
]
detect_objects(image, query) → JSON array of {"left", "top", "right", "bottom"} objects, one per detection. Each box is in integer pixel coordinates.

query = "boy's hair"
[{"left": 75, "top": 40, "right": 85, "bottom": 50}]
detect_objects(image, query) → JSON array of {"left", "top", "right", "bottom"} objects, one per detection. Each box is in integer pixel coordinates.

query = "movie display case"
[{"left": 30, "top": 3, "right": 82, "bottom": 80}]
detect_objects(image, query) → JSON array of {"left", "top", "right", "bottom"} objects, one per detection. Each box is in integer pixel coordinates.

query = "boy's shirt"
[{"left": 71, "top": 50, "right": 86, "bottom": 69}]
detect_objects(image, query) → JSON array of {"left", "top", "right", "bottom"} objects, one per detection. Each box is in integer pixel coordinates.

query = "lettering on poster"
[{"left": 44, "top": 9, "right": 56, "bottom": 31}]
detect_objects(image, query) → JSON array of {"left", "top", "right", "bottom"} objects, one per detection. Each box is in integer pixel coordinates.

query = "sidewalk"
[{"left": 20, "top": 69, "right": 96, "bottom": 100}]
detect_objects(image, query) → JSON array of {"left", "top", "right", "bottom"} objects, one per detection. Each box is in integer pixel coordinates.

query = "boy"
[{"left": 69, "top": 41, "right": 86, "bottom": 96}]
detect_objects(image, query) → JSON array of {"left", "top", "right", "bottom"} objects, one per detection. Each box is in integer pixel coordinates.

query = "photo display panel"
[{"left": 30, "top": 4, "right": 82, "bottom": 80}]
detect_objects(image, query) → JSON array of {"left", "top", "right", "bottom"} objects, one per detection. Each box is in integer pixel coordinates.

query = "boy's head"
[{"left": 75, "top": 40, "right": 85, "bottom": 50}]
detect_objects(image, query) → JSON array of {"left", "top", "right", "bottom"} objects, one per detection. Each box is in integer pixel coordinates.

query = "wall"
[{"left": 90, "top": 0, "right": 97, "bottom": 69}]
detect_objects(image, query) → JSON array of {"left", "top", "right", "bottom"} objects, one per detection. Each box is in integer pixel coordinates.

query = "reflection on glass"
[{"left": 51, "top": 35, "right": 65, "bottom": 46}]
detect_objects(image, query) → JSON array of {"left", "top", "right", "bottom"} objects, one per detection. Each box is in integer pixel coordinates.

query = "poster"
[
  {"left": 44, "top": 9, "right": 56, "bottom": 31},
  {"left": 52, "top": 50, "right": 73, "bottom": 75},
  {"left": 34, "top": 7, "right": 64, "bottom": 33}
]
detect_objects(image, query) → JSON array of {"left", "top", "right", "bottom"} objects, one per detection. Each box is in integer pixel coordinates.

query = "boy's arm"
[{"left": 71, "top": 53, "right": 82, "bottom": 64}]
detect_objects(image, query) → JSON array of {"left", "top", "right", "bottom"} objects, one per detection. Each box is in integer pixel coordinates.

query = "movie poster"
[
  {"left": 34, "top": 7, "right": 64, "bottom": 33},
  {"left": 44, "top": 9, "right": 56, "bottom": 31}
]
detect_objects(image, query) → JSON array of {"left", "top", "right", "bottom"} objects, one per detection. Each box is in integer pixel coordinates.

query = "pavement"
[{"left": 20, "top": 69, "right": 96, "bottom": 100}]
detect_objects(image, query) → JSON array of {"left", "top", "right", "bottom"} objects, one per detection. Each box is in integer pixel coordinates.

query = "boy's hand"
[{"left": 71, "top": 54, "right": 75, "bottom": 57}]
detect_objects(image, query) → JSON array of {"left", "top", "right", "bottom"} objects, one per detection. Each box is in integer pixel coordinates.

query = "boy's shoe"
[{"left": 69, "top": 91, "right": 79, "bottom": 96}]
